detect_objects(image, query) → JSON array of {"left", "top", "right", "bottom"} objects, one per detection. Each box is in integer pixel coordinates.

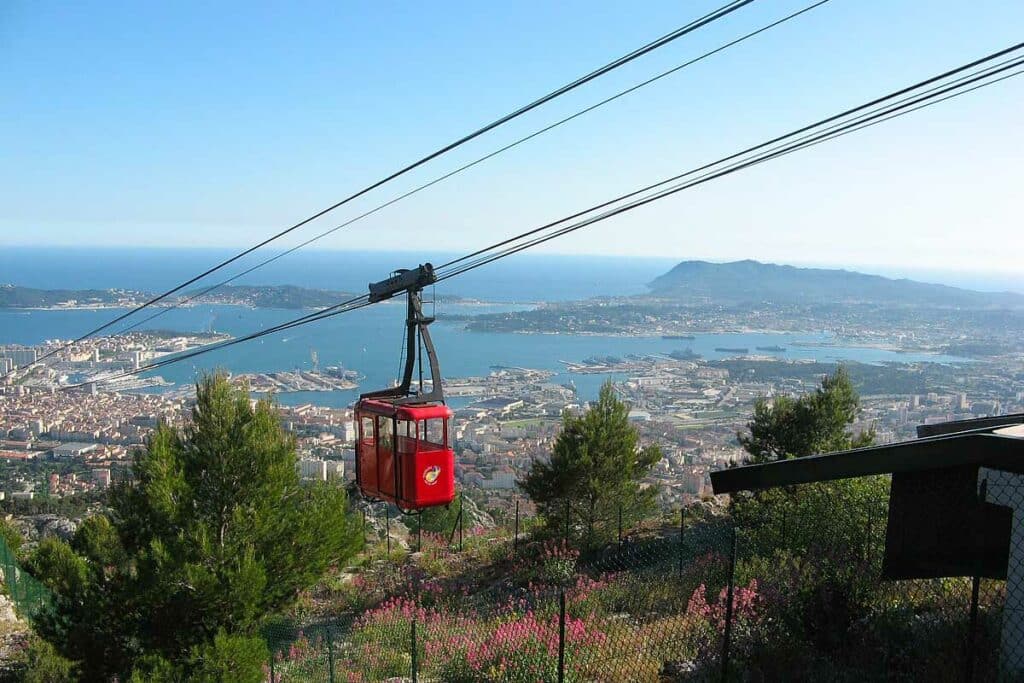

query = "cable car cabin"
[{"left": 354, "top": 399, "right": 455, "bottom": 510}]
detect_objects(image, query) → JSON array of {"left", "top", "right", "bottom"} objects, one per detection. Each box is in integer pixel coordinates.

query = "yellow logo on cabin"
[{"left": 423, "top": 465, "right": 441, "bottom": 486}]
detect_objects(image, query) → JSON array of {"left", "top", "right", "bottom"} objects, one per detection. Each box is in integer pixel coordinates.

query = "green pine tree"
[
  {"left": 520, "top": 380, "right": 662, "bottom": 546},
  {"left": 738, "top": 366, "right": 875, "bottom": 464},
  {"left": 29, "top": 372, "right": 363, "bottom": 680}
]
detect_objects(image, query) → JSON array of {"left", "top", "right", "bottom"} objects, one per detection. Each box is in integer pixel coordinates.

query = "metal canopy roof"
[{"left": 710, "top": 414, "right": 1024, "bottom": 494}]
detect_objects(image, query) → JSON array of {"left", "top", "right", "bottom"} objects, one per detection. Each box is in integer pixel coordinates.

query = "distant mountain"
[
  {"left": 0, "top": 284, "right": 145, "bottom": 308},
  {"left": 648, "top": 260, "right": 1024, "bottom": 308},
  {"left": 184, "top": 284, "right": 357, "bottom": 309}
]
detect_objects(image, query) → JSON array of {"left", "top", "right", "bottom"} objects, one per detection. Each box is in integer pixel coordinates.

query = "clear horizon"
[
  {"left": 2, "top": 1, "right": 1022, "bottom": 275},
  {"left": 1, "top": 245, "right": 1022, "bottom": 296}
]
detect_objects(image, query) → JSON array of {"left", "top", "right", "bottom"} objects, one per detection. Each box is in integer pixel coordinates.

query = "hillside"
[
  {"left": 648, "top": 260, "right": 1024, "bottom": 307},
  {"left": 0, "top": 284, "right": 144, "bottom": 308},
  {"left": 183, "top": 284, "right": 357, "bottom": 309}
]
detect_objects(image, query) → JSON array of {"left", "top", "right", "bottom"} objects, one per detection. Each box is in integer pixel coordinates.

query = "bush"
[{"left": 17, "top": 636, "right": 76, "bottom": 683}]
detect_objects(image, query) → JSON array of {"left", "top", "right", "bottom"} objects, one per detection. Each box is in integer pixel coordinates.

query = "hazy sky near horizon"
[{"left": 2, "top": 1, "right": 1022, "bottom": 277}]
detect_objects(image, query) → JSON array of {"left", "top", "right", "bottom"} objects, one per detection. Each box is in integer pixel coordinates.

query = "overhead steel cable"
[
  {"left": 66, "top": 295, "right": 375, "bottom": 389},
  {"left": 437, "top": 40, "right": 1024, "bottom": 274},
  {"left": 26, "top": 0, "right": 756, "bottom": 366},
  {"left": 59, "top": 45, "right": 1024, "bottom": 391},
  {"left": 113, "top": 0, "right": 829, "bottom": 338},
  {"left": 435, "top": 53, "right": 1024, "bottom": 281}
]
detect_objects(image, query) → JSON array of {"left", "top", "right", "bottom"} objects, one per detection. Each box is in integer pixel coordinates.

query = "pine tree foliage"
[
  {"left": 520, "top": 381, "right": 661, "bottom": 544},
  {"left": 29, "top": 373, "right": 362, "bottom": 680},
  {"left": 738, "top": 366, "right": 875, "bottom": 464}
]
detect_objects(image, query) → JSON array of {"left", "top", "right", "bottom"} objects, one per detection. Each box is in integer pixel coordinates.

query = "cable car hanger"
[{"left": 363, "top": 263, "right": 443, "bottom": 405}]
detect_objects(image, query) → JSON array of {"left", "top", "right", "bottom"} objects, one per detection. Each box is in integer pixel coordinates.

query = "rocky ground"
[{"left": 0, "top": 595, "right": 29, "bottom": 680}]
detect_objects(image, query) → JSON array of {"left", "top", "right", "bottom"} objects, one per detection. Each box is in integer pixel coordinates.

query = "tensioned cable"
[
  {"left": 28, "top": 0, "right": 755, "bottom": 366},
  {"left": 66, "top": 52, "right": 1024, "bottom": 389},
  {"left": 437, "top": 40, "right": 1024, "bottom": 273},
  {"left": 113, "top": 0, "right": 828, "bottom": 338},
  {"left": 61, "top": 47, "right": 1024, "bottom": 391},
  {"left": 436, "top": 53, "right": 1024, "bottom": 281},
  {"left": 435, "top": 63, "right": 1024, "bottom": 281}
]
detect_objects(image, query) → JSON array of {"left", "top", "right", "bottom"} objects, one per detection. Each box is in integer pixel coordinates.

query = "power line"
[
  {"left": 113, "top": 0, "right": 828, "bottom": 337},
  {"left": 28, "top": 0, "right": 755, "bottom": 364},
  {"left": 437, "top": 41, "right": 1024, "bottom": 274},
  {"left": 436, "top": 53, "right": 1024, "bottom": 281},
  {"left": 60, "top": 44, "right": 1024, "bottom": 392}
]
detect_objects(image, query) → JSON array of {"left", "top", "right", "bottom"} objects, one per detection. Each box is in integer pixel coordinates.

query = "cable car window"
[
  {"left": 376, "top": 416, "right": 393, "bottom": 450},
  {"left": 421, "top": 419, "right": 446, "bottom": 449},
  {"left": 360, "top": 417, "right": 373, "bottom": 443},
  {"left": 396, "top": 419, "right": 415, "bottom": 453}
]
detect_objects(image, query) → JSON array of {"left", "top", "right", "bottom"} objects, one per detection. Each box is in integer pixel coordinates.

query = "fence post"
[
  {"left": 458, "top": 492, "right": 464, "bottom": 552},
  {"left": 361, "top": 508, "right": 367, "bottom": 546},
  {"left": 558, "top": 589, "right": 566, "bottom": 683},
  {"left": 678, "top": 507, "right": 685, "bottom": 580},
  {"left": 269, "top": 653, "right": 275, "bottom": 683},
  {"left": 966, "top": 478, "right": 988, "bottom": 683},
  {"left": 327, "top": 628, "right": 335, "bottom": 683},
  {"left": 386, "top": 504, "right": 391, "bottom": 556},
  {"left": 618, "top": 503, "right": 623, "bottom": 548},
  {"left": 411, "top": 617, "right": 419, "bottom": 683},
  {"left": 721, "top": 526, "right": 738, "bottom": 683},
  {"left": 564, "top": 499, "right": 570, "bottom": 546},
  {"left": 513, "top": 498, "right": 520, "bottom": 559},
  {"left": 417, "top": 513, "right": 422, "bottom": 553},
  {"left": 865, "top": 506, "right": 873, "bottom": 566}
]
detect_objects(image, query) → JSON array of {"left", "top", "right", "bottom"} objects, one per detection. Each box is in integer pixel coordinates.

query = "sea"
[{"left": 0, "top": 247, "right": 969, "bottom": 407}]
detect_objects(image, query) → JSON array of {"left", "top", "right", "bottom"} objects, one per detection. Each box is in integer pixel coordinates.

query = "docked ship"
[
  {"left": 714, "top": 347, "right": 749, "bottom": 353},
  {"left": 661, "top": 334, "right": 696, "bottom": 340},
  {"left": 755, "top": 345, "right": 787, "bottom": 352}
]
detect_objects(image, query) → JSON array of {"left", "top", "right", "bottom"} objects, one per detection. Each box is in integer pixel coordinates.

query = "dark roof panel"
[{"left": 711, "top": 426, "right": 1024, "bottom": 494}]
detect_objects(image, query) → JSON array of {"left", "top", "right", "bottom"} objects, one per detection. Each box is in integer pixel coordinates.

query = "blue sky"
[{"left": 2, "top": 0, "right": 1022, "bottom": 279}]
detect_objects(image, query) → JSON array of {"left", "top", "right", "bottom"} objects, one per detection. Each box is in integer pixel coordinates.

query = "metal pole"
[
  {"left": 558, "top": 589, "right": 566, "bottom": 683},
  {"left": 966, "top": 478, "right": 988, "bottom": 683},
  {"left": 411, "top": 617, "right": 419, "bottom": 683},
  {"left": 327, "top": 629, "right": 335, "bottom": 683},
  {"left": 721, "top": 527, "right": 738, "bottom": 683},
  {"left": 417, "top": 514, "right": 422, "bottom": 553},
  {"left": 458, "top": 492, "right": 464, "bottom": 552},
  {"left": 386, "top": 504, "right": 391, "bottom": 555},
  {"left": 679, "top": 507, "right": 685, "bottom": 580},
  {"left": 362, "top": 508, "right": 367, "bottom": 546},
  {"left": 514, "top": 498, "right": 520, "bottom": 559},
  {"left": 269, "top": 654, "right": 275, "bottom": 683},
  {"left": 564, "top": 499, "right": 570, "bottom": 546},
  {"left": 618, "top": 503, "right": 623, "bottom": 548},
  {"left": 865, "top": 507, "right": 873, "bottom": 565}
]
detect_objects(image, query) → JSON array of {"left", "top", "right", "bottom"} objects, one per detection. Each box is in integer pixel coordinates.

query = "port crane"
[{"left": 353, "top": 264, "right": 455, "bottom": 512}]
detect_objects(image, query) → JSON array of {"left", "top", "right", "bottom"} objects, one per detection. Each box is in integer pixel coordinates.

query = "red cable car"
[{"left": 353, "top": 264, "right": 456, "bottom": 511}]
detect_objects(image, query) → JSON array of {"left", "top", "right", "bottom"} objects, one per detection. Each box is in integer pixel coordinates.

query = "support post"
[
  {"left": 411, "top": 617, "right": 419, "bottom": 683},
  {"left": 386, "top": 504, "right": 391, "bottom": 556},
  {"left": 458, "top": 492, "right": 464, "bottom": 552},
  {"left": 558, "top": 589, "right": 566, "bottom": 683},
  {"left": 618, "top": 503, "right": 623, "bottom": 548},
  {"left": 514, "top": 498, "right": 520, "bottom": 559},
  {"left": 678, "top": 507, "right": 685, "bottom": 580},
  {"left": 327, "top": 629, "right": 335, "bottom": 683},
  {"left": 865, "top": 507, "right": 873, "bottom": 566},
  {"left": 564, "top": 499, "right": 570, "bottom": 546},
  {"left": 966, "top": 478, "right": 988, "bottom": 683},
  {"left": 721, "top": 526, "right": 737, "bottom": 683},
  {"left": 269, "top": 654, "right": 275, "bottom": 683},
  {"left": 417, "top": 513, "right": 422, "bottom": 553},
  {"left": 362, "top": 509, "right": 367, "bottom": 546}
]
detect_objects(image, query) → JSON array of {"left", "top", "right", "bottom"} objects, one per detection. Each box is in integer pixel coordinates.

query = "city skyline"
[{"left": 3, "top": 1, "right": 1023, "bottom": 273}]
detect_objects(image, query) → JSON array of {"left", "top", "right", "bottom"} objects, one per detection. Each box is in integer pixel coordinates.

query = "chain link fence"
[
  {"left": 0, "top": 532, "right": 51, "bottom": 624},
  {"left": 262, "top": 476, "right": 1017, "bottom": 681}
]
